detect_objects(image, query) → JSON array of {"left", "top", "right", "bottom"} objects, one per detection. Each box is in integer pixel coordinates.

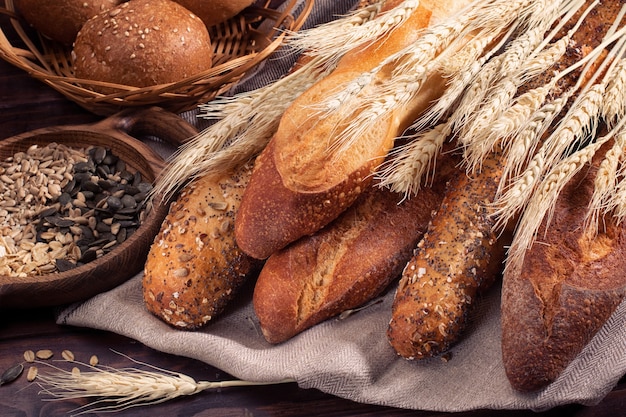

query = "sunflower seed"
[
  {"left": 36, "top": 349, "right": 54, "bottom": 360},
  {"left": 0, "top": 363, "right": 23, "bottom": 386},
  {"left": 26, "top": 366, "right": 38, "bottom": 382},
  {"left": 23, "top": 350, "right": 35, "bottom": 363}
]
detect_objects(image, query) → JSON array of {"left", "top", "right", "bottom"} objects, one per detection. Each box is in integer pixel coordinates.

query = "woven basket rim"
[{"left": 0, "top": 0, "right": 314, "bottom": 115}]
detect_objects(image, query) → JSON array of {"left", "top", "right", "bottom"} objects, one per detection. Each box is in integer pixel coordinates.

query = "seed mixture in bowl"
[{"left": 0, "top": 142, "right": 151, "bottom": 277}]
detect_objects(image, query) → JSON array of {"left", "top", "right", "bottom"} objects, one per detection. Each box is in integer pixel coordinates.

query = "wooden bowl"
[{"left": 0, "top": 107, "right": 198, "bottom": 308}]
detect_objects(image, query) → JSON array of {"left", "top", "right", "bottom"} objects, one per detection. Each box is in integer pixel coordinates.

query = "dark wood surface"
[{"left": 1, "top": 16, "right": 626, "bottom": 417}]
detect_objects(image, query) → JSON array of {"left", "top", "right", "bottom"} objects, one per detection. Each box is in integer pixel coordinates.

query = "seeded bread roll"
[
  {"left": 173, "top": 0, "right": 255, "bottom": 28},
  {"left": 14, "top": 0, "right": 122, "bottom": 44},
  {"left": 73, "top": 0, "right": 213, "bottom": 92},
  {"left": 143, "top": 162, "right": 262, "bottom": 329}
]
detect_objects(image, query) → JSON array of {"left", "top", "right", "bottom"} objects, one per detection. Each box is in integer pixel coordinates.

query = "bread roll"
[
  {"left": 14, "top": 0, "right": 122, "bottom": 44},
  {"left": 143, "top": 162, "right": 262, "bottom": 329},
  {"left": 253, "top": 155, "right": 456, "bottom": 344},
  {"left": 173, "top": 0, "right": 255, "bottom": 28},
  {"left": 73, "top": 0, "right": 213, "bottom": 92},
  {"left": 235, "top": 0, "right": 471, "bottom": 260}
]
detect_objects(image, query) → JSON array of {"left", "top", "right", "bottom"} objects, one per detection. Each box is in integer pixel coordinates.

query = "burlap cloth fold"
[{"left": 57, "top": 0, "right": 626, "bottom": 412}]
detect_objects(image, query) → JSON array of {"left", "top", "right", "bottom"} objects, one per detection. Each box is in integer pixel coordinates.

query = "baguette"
[
  {"left": 500, "top": 0, "right": 626, "bottom": 391},
  {"left": 253, "top": 154, "right": 457, "bottom": 344},
  {"left": 387, "top": 152, "right": 510, "bottom": 359},
  {"left": 501, "top": 139, "right": 626, "bottom": 391},
  {"left": 143, "top": 162, "right": 262, "bottom": 329},
  {"left": 234, "top": 0, "right": 471, "bottom": 260}
]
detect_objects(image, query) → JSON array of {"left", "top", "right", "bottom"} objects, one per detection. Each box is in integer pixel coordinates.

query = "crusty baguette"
[
  {"left": 234, "top": 0, "right": 471, "bottom": 260},
  {"left": 387, "top": 152, "right": 510, "bottom": 359},
  {"left": 501, "top": 139, "right": 626, "bottom": 391},
  {"left": 143, "top": 162, "right": 262, "bottom": 329},
  {"left": 499, "top": 0, "right": 626, "bottom": 391},
  {"left": 253, "top": 153, "right": 457, "bottom": 344}
]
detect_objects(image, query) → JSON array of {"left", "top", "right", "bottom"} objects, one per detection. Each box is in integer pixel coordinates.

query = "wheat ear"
[
  {"left": 506, "top": 136, "right": 610, "bottom": 275},
  {"left": 286, "top": 0, "right": 420, "bottom": 62},
  {"left": 153, "top": 55, "right": 330, "bottom": 199},
  {"left": 35, "top": 353, "right": 293, "bottom": 416},
  {"left": 586, "top": 126, "right": 626, "bottom": 233},
  {"left": 375, "top": 122, "right": 452, "bottom": 197}
]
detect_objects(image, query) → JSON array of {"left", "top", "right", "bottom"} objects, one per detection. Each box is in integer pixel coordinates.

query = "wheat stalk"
[
  {"left": 35, "top": 353, "right": 294, "bottom": 416},
  {"left": 506, "top": 136, "right": 610, "bottom": 274},
  {"left": 153, "top": 55, "right": 330, "bottom": 199},
  {"left": 286, "top": 0, "right": 420, "bottom": 63},
  {"left": 376, "top": 122, "right": 452, "bottom": 196}
]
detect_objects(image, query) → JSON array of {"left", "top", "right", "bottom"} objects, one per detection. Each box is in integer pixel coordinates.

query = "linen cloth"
[{"left": 57, "top": 0, "right": 626, "bottom": 412}]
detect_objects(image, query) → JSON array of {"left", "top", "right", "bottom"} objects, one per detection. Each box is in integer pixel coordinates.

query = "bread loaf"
[
  {"left": 499, "top": 0, "right": 626, "bottom": 391},
  {"left": 173, "top": 0, "right": 255, "bottom": 28},
  {"left": 235, "top": 0, "right": 471, "bottom": 260},
  {"left": 387, "top": 153, "right": 510, "bottom": 359},
  {"left": 14, "top": 0, "right": 122, "bottom": 44},
  {"left": 253, "top": 168, "right": 452, "bottom": 344},
  {"left": 143, "top": 162, "right": 262, "bottom": 329},
  {"left": 73, "top": 0, "right": 213, "bottom": 92},
  {"left": 502, "top": 140, "right": 626, "bottom": 391}
]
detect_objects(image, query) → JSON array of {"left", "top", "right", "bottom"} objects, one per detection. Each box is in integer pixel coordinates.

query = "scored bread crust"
[
  {"left": 73, "top": 0, "right": 213, "bottom": 91},
  {"left": 143, "top": 163, "right": 262, "bottom": 329},
  {"left": 235, "top": 0, "right": 471, "bottom": 260},
  {"left": 500, "top": 0, "right": 626, "bottom": 391},
  {"left": 501, "top": 141, "right": 626, "bottom": 391}
]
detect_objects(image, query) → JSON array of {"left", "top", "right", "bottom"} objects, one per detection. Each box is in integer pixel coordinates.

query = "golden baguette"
[
  {"left": 143, "top": 162, "right": 262, "bottom": 329},
  {"left": 253, "top": 155, "right": 456, "bottom": 344},
  {"left": 234, "top": 0, "right": 471, "bottom": 260}
]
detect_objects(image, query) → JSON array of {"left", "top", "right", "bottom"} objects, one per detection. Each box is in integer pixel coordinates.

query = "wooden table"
[{"left": 1, "top": 23, "right": 625, "bottom": 417}]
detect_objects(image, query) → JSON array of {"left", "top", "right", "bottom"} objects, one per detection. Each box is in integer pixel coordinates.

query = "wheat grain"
[
  {"left": 287, "top": 0, "right": 418, "bottom": 62},
  {"left": 376, "top": 122, "right": 451, "bottom": 196},
  {"left": 506, "top": 138, "right": 607, "bottom": 274},
  {"left": 36, "top": 352, "right": 294, "bottom": 416}
]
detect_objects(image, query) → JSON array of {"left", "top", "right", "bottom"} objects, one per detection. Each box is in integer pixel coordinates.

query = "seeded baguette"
[
  {"left": 387, "top": 152, "right": 510, "bottom": 359},
  {"left": 143, "top": 162, "right": 262, "bottom": 329},
  {"left": 252, "top": 160, "right": 454, "bottom": 343},
  {"left": 234, "top": 0, "right": 471, "bottom": 260}
]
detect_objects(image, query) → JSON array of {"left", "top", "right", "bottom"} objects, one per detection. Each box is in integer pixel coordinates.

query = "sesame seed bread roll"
[
  {"left": 72, "top": 0, "right": 213, "bottom": 92},
  {"left": 173, "top": 0, "right": 255, "bottom": 28},
  {"left": 14, "top": 0, "right": 122, "bottom": 44},
  {"left": 235, "top": 0, "right": 471, "bottom": 260},
  {"left": 143, "top": 162, "right": 262, "bottom": 329}
]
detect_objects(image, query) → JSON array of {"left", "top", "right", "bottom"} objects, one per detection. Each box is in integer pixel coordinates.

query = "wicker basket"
[{"left": 0, "top": 0, "right": 313, "bottom": 115}]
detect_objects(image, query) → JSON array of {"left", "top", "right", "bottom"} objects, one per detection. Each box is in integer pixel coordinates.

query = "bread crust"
[
  {"left": 388, "top": 153, "right": 509, "bottom": 359},
  {"left": 143, "top": 163, "right": 262, "bottom": 329},
  {"left": 173, "top": 0, "right": 255, "bottom": 27},
  {"left": 500, "top": 0, "right": 626, "bottom": 391},
  {"left": 502, "top": 142, "right": 626, "bottom": 391},
  {"left": 14, "top": 0, "right": 121, "bottom": 44},
  {"left": 235, "top": 0, "right": 471, "bottom": 259},
  {"left": 253, "top": 172, "right": 450, "bottom": 344},
  {"left": 73, "top": 0, "right": 213, "bottom": 91}
]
